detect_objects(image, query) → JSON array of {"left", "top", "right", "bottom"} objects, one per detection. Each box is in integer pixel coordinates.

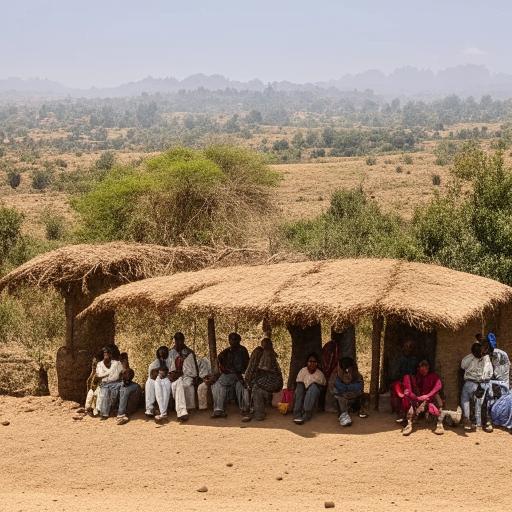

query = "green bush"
[
  {"left": 94, "top": 151, "right": 116, "bottom": 171},
  {"left": 41, "top": 210, "right": 66, "bottom": 241},
  {"left": 0, "top": 205, "right": 23, "bottom": 265},
  {"left": 31, "top": 169, "right": 53, "bottom": 190},
  {"left": 6, "top": 170, "right": 21, "bottom": 189},
  {"left": 73, "top": 145, "right": 279, "bottom": 246}
]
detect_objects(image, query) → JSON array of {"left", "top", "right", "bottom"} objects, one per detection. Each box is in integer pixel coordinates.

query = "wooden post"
[
  {"left": 370, "top": 315, "right": 384, "bottom": 410},
  {"left": 287, "top": 322, "right": 322, "bottom": 389},
  {"left": 262, "top": 317, "right": 272, "bottom": 338},
  {"left": 331, "top": 325, "right": 356, "bottom": 361},
  {"left": 207, "top": 317, "right": 218, "bottom": 374}
]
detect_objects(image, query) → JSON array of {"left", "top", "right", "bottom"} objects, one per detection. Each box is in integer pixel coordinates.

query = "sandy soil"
[{"left": 1, "top": 395, "right": 511, "bottom": 512}]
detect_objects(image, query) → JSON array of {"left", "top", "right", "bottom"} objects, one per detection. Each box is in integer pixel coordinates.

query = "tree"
[
  {"left": 0, "top": 205, "right": 23, "bottom": 265},
  {"left": 31, "top": 169, "right": 53, "bottom": 191},
  {"left": 94, "top": 151, "right": 116, "bottom": 171}
]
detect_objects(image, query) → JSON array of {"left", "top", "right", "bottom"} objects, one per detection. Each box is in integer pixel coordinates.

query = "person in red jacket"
[{"left": 401, "top": 359, "right": 444, "bottom": 436}]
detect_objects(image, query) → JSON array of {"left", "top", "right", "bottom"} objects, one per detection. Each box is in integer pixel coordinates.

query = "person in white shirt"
[
  {"left": 293, "top": 353, "right": 326, "bottom": 425},
  {"left": 460, "top": 342, "right": 493, "bottom": 432},
  {"left": 95, "top": 346, "right": 124, "bottom": 419},
  {"left": 145, "top": 346, "right": 170, "bottom": 417},
  {"left": 168, "top": 332, "right": 198, "bottom": 422},
  {"left": 196, "top": 357, "right": 212, "bottom": 410},
  {"left": 154, "top": 367, "right": 172, "bottom": 421}
]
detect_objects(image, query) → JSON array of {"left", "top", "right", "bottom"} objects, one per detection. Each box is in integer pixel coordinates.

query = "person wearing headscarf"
[
  {"left": 484, "top": 333, "right": 510, "bottom": 390},
  {"left": 460, "top": 342, "right": 493, "bottom": 432},
  {"left": 243, "top": 338, "right": 283, "bottom": 421},
  {"left": 293, "top": 353, "right": 326, "bottom": 425},
  {"left": 95, "top": 345, "right": 124, "bottom": 419},
  {"left": 331, "top": 357, "right": 369, "bottom": 427},
  {"left": 144, "top": 346, "right": 170, "bottom": 417},
  {"left": 210, "top": 333, "right": 250, "bottom": 418},
  {"left": 400, "top": 359, "right": 444, "bottom": 436}
]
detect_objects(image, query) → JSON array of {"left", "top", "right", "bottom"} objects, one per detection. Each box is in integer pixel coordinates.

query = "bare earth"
[{"left": 1, "top": 396, "right": 511, "bottom": 512}]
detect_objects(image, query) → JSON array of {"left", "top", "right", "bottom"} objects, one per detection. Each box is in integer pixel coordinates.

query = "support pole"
[
  {"left": 370, "top": 315, "right": 384, "bottom": 411},
  {"left": 207, "top": 317, "right": 218, "bottom": 374}
]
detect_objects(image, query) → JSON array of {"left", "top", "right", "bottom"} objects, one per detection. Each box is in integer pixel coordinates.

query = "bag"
[
  {"left": 474, "top": 383, "right": 485, "bottom": 399},
  {"left": 277, "top": 388, "right": 294, "bottom": 415}
]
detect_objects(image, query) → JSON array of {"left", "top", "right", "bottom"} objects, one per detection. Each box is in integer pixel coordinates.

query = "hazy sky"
[{"left": 1, "top": 0, "right": 510, "bottom": 87}]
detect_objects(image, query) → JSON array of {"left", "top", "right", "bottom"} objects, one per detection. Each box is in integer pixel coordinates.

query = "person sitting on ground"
[
  {"left": 116, "top": 353, "right": 142, "bottom": 425},
  {"left": 461, "top": 342, "right": 493, "bottom": 432},
  {"left": 400, "top": 359, "right": 444, "bottom": 436},
  {"left": 332, "top": 357, "right": 369, "bottom": 427},
  {"left": 211, "top": 332, "right": 250, "bottom": 418},
  {"left": 293, "top": 353, "right": 326, "bottom": 425},
  {"left": 243, "top": 338, "right": 283, "bottom": 422},
  {"left": 154, "top": 366, "right": 172, "bottom": 421},
  {"left": 145, "top": 346, "right": 170, "bottom": 417},
  {"left": 95, "top": 345, "right": 124, "bottom": 420},
  {"left": 168, "top": 332, "right": 198, "bottom": 422},
  {"left": 389, "top": 339, "right": 419, "bottom": 420}
]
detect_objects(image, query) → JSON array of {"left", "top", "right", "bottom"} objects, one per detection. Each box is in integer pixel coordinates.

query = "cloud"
[{"left": 463, "top": 46, "right": 486, "bottom": 56}]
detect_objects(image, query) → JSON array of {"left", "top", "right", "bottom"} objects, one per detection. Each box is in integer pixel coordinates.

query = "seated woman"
[
  {"left": 243, "top": 338, "right": 283, "bottom": 422},
  {"left": 332, "top": 357, "right": 369, "bottom": 427},
  {"left": 490, "top": 389, "right": 512, "bottom": 430},
  {"left": 293, "top": 353, "right": 326, "bottom": 425},
  {"left": 401, "top": 359, "right": 444, "bottom": 436},
  {"left": 95, "top": 345, "right": 124, "bottom": 420}
]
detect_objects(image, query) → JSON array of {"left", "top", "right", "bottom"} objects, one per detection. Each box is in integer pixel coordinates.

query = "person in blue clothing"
[{"left": 332, "top": 357, "right": 369, "bottom": 427}]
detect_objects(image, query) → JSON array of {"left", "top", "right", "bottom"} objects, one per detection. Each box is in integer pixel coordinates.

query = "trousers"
[{"left": 212, "top": 373, "right": 249, "bottom": 413}]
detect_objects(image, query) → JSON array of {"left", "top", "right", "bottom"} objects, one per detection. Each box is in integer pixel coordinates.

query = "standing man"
[
  {"left": 210, "top": 333, "right": 250, "bottom": 418},
  {"left": 168, "top": 332, "right": 198, "bottom": 422}
]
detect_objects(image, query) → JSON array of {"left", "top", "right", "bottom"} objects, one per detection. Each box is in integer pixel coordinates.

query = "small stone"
[
  {"left": 72, "top": 414, "right": 84, "bottom": 421},
  {"left": 76, "top": 407, "right": 86, "bottom": 414},
  {"left": 197, "top": 486, "right": 208, "bottom": 493},
  {"left": 24, "top": 408, "right": 35, "bottom": 413},
  {"left": 1, "top": 421, "right": 10, "bottom": 426},
  {"left": 324, "top": 501, "right": 335, "bottom": 509},
  {"left": 475, "top": 442, "right": 480, "bottom": 446},
  {"left": 276, "top": 476, "right": 283, "bottom": 481},
  {"left": 226, "top": 463, "right": 233, "bottom": 467}
]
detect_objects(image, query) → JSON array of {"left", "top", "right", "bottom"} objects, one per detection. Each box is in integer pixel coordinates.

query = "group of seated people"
[
  {"left": 389, "top": 332, "right": 511, "bottom": 436},
  {"left": 85, "top": 329, "right": 512, "bottom": 434}
]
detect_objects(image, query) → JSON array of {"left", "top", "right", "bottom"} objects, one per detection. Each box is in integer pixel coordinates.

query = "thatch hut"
[
  {"left": 0, "top": 243, "right": 217, "bottom": 403},
  {"left": 80, "top": 258, "right": 512, "bottom": 409}
]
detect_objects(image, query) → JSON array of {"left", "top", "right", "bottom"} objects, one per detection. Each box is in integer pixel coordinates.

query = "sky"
[{"left": 1, "top": 0, "right": 510, "bottom": 88}]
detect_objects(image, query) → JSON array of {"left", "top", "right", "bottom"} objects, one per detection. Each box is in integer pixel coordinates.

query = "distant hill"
[{"left": 2, "top": 65, "right": 512, "bottom": 99}]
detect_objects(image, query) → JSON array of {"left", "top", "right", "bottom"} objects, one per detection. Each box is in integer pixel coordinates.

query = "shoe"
[
  {"left": 116, "top": 415, "right": 129, "bottom": 425},
  {"left": 463, "top": 418, "right": 473, "bottom": 432},
  {"left": 339, "top": 412, "right": 352, "bottom": 427},
  {"left": 145, "top": 410, "right": 154, "bottom": 417},
  {"left": 241, "top": 415, "right": 252, "bottom": 422},
  {"left": 434, "top": 422, "right": 444, "bottom": 435},
  {"left": 178, "top": 414, "right": 189, "bottom": 422},
  {"left": 483, "top": 422, "right": 493, "bottom": 433},
  {"left": 358, "top": 411, "right": 368, "bottom": 419},
  {"left": 402, "top": 421, "right": 413, "bottom": 436},
  {"left": 155, "top": 413, "right": 167, "bottom": 421},
  {"left": 293, "top": 417, "right": 305, "bottom": 425},
  {"left": 211, "top": 410, "right": 227, "bottom": 419}
]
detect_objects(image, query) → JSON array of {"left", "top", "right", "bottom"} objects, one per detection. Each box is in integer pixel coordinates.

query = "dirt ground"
[{"left": 1, "top": 395, "right": 511, "bottom": 512}]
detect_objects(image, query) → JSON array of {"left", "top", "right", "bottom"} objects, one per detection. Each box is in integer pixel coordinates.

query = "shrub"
[
  {"left": 94, "top": 151, "right": 116, "bottom": 171},
  {"left": 31, "top": 169, "right": 53, "bottom": 190},
  {"left": 402, "top": 154, "right": 414, "bottom": 165},
  {"left": 432, "top": 174, "right": 441, "bottom": 186},
  {"left": 395, "top": 165, "right": 403, "bottom": 173},
  {"left": 0, "top": 205, "right": 23, "bottom": 265},
  {"left": 7, "top": 170, "right": 21, "bottom": 189},
  {"left": 365, "top": 156, "right": 377, "bottom": 166},
  {"left": 41, "top": 210, "right": 66, "bottom": 241}
]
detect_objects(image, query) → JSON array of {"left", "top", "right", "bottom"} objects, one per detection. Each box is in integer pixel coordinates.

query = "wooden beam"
[
  {"left": 262, "top": 317, "right": 272, "bottom": 338},
  {"left": 207, "top": 317, "right": 218, "bottom": 374},
  {"left": 370, "top": 315, "right": 384, "bottom": 410}
]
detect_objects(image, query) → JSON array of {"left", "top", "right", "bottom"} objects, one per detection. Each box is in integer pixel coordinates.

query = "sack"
[
  {"left": 282, "top": 388, "right": 294, "bottom": 404},
  {"left": 277, "top": 402, "right": 290, "bottom": 415},
  {"left": 277, "top": 388, "right": 294, "bottom": 415}
]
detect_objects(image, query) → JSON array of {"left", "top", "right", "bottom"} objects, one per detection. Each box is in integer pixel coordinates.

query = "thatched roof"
[
  {"left": 0, "top": 243, "right": 217, "bottom": 294},
  {"left": 79, "top": 258, "right": 512, "bottom": 330}
]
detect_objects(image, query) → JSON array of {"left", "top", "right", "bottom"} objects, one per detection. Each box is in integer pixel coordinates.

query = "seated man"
[
  {"left": 244, "top": 338, "right": 283, "bottom": 421},
  {"left": 168, "top": 332, "right": 198, "bottom": 422},
  {"left": 293, "top": 353, "right": 326, "bottom": 425},
  {"left": 388, "top": 339, "right": 419, "bottom": 420},
  {"left": 145, "top": 346, "right": 170, "bottom": 417},
  {"left": 154, "top": 366, "right": 172, "bottom": 421},
  {"left": 460, "top": 342, "right": 493, "bottom": 432},
  {"left": 116, "top": 353, "right": 142, "bottom": 425},
  {"left": 322, "top": 337, "right": 341, "bottom": 413},
  {"left": 211, "top": 332, "right": 250, "bottom": 418},
  {"left": 332, "top": 357, "right": 369, "bottom": 427},
  {"left": 400, "top": 359, "right": 444, "bottom": 436},
  {"left": 95, "top": 345, "right": 124, "bottom": 420}
]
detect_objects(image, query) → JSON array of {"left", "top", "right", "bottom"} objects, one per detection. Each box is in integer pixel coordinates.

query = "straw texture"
[
  {"left": 0, "top": 243, "right": 217, "bottom": 293},
  {"left": 80, "top": 258, "right": 512, "bottom": 330}
]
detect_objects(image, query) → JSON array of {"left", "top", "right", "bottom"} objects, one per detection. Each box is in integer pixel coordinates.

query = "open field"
[{"left": 1, "top": 395, "right": 511, "bottom": 512}]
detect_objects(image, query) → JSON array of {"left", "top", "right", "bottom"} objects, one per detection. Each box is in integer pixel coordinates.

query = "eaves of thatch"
[{"left": 79, "top": 258, "right": 512, "bottom": 331}]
